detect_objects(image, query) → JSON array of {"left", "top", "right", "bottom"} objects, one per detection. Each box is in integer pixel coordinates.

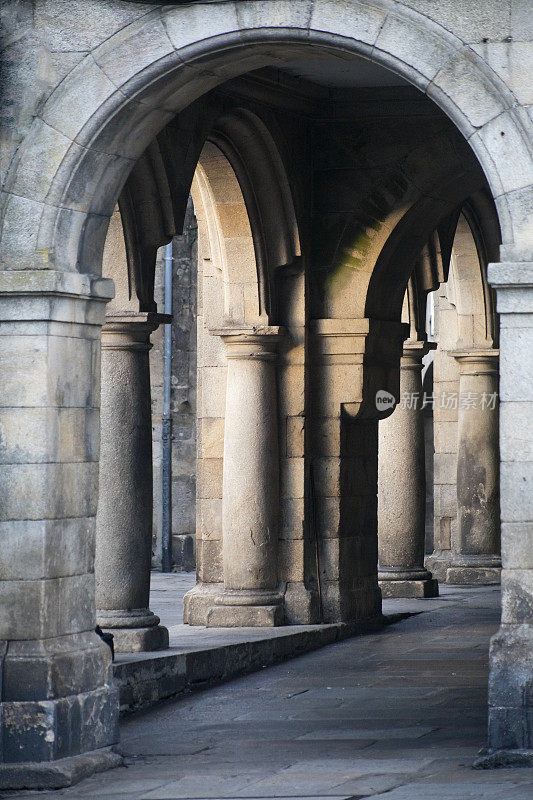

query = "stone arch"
[
  {"left": 1, "top": 0, "right": 531, "bottom": 278},
  {"left": 446, "top": 211, "right": 497, "bottom": 349},
  {"left": 330, "top": 138, "right": 486, "bottom": 323},
  {"left": 210, "top": 108, "right": 301, "bottom": 318},
  {"left": 1, "top": 2, "right": 532, "bottom": 777},
  {"left": 190, "top": 109, "right": 301, "bottom": 326},
  {"left": 192, "top": 140, "right": 261, "bottom": 326}
]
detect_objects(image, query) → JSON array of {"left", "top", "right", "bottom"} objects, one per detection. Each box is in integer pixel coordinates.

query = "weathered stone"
[
  {"left": 207, "top": 328, "right": 283, "bottom": 627},
  {"left": 378, "top": 342, "right": 438, "bottom": 598},
  {"left": 207, "top": 603, "right": 283, "bottom": 627},
  {"left": 310, "top": 0, "right": 385, "bottom": 47},
  {"left": 95, "top": 314, "right": 169, "bottom": 653},
  {"left": 0, "top": 749, "right": 122, "bottom": 791},
  {"left": 379, "top": 578, "right": 439, "bottom": 598},
  {"left": 429, "top": 349, "right": 501, "bottom": 585},
  {"left": 0, "top": 0, "right": 532, "bottom": 782}
]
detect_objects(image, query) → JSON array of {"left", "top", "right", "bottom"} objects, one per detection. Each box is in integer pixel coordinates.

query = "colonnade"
[
  {"left": 95, "top": 324, "right": 285, "bottom": 643},
  {"left": 94, "top": 318, "right": 501, "bottom": 650},
  {"left": 379, "top": 343, "right": 501, "bottom": 599},
  {"left": 378, "top": 340, "right": 439, "bottom": 598}
]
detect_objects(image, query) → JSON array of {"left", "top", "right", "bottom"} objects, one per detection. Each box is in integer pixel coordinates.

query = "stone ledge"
[
  {"left": 113, "top": 618, "right": 388, "bottom": 715},
  {"left": 379, "top": 578, "right": 439, "bottom": 598},
  {"left": 473, "top": 748, "right": 533, "bottom": 769},
  {"left": 487, "top": 262, "right": 533, "bottom": 286},
  {"left": 0, "top": 270, "right": 114, "bottom": 300},
  {"left": 0, "top": 747, "right": 122, "bottom": 791}
]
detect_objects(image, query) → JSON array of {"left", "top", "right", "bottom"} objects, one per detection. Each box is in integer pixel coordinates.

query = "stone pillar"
[
  {"left": 309, "top": 318, "right": 406, "bottom": 623},
  {"left": 206, "top": 327, "right": 283, "bottom": 627},
  {"left": 0, "top": 271, "right": 121, "bottom": 789},
  {"left": 378, "top": 341, "right": 438, "bottom": 598},
  {"left": 95, "top": 313, "right": 169, "bottom": 652},
  {"left": 446, "top": 349, "right": 500, "bottom": 584},
  {"left": 481, "top": 263, "right": 533, "bottom": 763}
]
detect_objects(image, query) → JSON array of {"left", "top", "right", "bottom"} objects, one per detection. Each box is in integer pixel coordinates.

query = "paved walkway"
[{"left": 9, "top": 585, "right": 533, "bottom": 799}]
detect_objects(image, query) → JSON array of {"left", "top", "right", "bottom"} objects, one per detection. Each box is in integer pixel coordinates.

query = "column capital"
[
  {"left": 449, "top": 348, "right": 499, "bottom": 375},
  {"left": 210, "top": 325, "right": 284, "bottom": 360},
  {"left": 0, "top": 270, "right": 114, "bottom": 327},
  {"left": 102, "top": 312, "right": 171, "bottom": 351},
  {"left": 487, "top": 262, "right": 533, "bottom": 314},
  {"left": 402, "top": 338, "right": 437, "bottom": 366},
  {"left": 104, "top": 311, "right": 171, "bottom": 332},
  {"left": 309, "top": 318, "right": 408, "bottom": 363},
  {"left": 0, "top": 269, "right": 114, "bottom": 300}
]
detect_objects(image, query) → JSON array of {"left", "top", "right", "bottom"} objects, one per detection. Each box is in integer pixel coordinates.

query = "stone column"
[
  {"left": 95, "top": 313, "right": 169, "bottom": 652},
  {"left": 0, "top": 271, "right": 121, "bottom": 789},
  {"left": 481, "top": 262, "right": 533, "bottom": 763},
  {"left": 446, "top": 348, "right": 500, "bottom": 584},
  {"left": 378, "top": 340, "right": 438, "bottom": 597},
  {"left": 207, "top": 327, "right": 283, "bottom": 627},
  {"left": 309, "top": 318, "right": 406, "bottom": 623}
]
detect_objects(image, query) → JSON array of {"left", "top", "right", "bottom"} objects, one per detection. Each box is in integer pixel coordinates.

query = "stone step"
[{"left": 113, "top": 620, "right": 383, "bottom": 715}]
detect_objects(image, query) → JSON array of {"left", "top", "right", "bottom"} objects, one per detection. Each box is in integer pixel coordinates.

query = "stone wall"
[
  {"left": 0, "top": 0, "right": 532, "bottom": 780},
  {"left": 431, "top": 283, "right": 461, "bottom": 572},
  {"left": 151, "top": 201, "right": 198, "bottom": 571}
]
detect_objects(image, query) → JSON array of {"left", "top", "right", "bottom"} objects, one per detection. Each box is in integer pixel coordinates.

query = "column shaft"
[
  {"left": 378, "top": 342, "right": 438, "bottom": 597},
  {"left": 447, "top": 350, "right": 500, "bottom": 584},
  {"left": 95, "top": 314, "right": 168, "bottom": 652},
  {"left": 207, "top": 328, "right": 283, "bottom": 627}
]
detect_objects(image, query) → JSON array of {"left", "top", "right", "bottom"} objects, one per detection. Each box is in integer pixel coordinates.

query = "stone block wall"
[
  {"left": 431, "top": 286, "right": 460, "bottom": 575},
  {"left": 151, "top": 201, "right": 198, "bottom": 571}
]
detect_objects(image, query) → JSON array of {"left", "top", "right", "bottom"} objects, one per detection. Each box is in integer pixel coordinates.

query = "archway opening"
[{"left": 3, "top": 4, "right": 526, "bottom": 778}]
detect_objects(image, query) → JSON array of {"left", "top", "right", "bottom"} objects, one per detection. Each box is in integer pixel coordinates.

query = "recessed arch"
[
  {"left": 446, "top": 211, "right": 496, "bottom": 349},
  {"left": 191, "top": 140, "right": 261, "bottom": 326},
  {"left": 210, "top": 107, "right": 301, "bottom": 318}
]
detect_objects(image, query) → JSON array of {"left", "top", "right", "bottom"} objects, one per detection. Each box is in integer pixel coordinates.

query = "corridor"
[{"left": 8, "top": 587, "right": 533, "bottom": 800}]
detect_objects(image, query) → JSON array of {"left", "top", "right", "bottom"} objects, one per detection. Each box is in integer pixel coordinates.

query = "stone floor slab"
[{"left": 5, "top": 584, "right": 533, "bottom": 799}]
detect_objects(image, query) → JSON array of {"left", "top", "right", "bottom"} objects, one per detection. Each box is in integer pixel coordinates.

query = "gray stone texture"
[
  {"left": 0, "top": 0, "right": 532, "bottom": 784},
  {"left": 0, "top": 273, "right": 119, "bottom": 784},
  {"left": 12, "top": 582, "right": 533, "bottom": 800},
  {"left": 378, "top": 341, "right": 438, "bottom": 598},
  {"left": 151, "top": 203, "right": 198, "bottom": 572},
  {"left": 95, "top": 314, "right": 169, "bottom": 653}
]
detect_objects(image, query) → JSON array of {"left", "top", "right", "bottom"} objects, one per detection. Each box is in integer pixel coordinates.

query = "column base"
[
  {"left": 101, "top": 624, "right": 169, "bottom": 653},
  {"left": 183, "top": 582, "right": 223, "bottom": 626},
  {"left": 379, "top": 577, "right": 439, "bottom": 598},
  {"left": 446, "top": 566, "right": 501, "bottom": 584},
  {"left": 0, "top": 684, "right": 119, "bottom": 768},
  {"left": 474, "top": 749, "right": 533, "bottom": 769},
  {"left": 206, "top": 603, "right": 283, "bottom": 627},
  {"left": 488, "top": 624, "right": 533, "bottom": 751},
  {"left": 206, "top": 589, "right": 284, "bottom": 627},
  {"left": 97, "top": 609, "right": 169, "bottom": 652},
  {"left": 426, "top": 552, "right": 501, "bottom": 585},
  {"left": 378, "top": 567, "right": 439, "bottom": 598},
  {"left": 0, "top": 748, "right": 123, "bottom": 791}
]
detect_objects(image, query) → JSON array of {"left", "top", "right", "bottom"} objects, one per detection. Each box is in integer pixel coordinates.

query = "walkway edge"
[{"left": 113, "top": 618, "right": 385, "bottom": 715}]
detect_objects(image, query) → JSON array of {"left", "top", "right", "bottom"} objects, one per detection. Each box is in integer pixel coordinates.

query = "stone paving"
[
  {"left": 114, "top": 573, "right": 368, "bottom": 715},
  {"left": 6, "top": 584, "right": 533, "bottom": 800}
]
